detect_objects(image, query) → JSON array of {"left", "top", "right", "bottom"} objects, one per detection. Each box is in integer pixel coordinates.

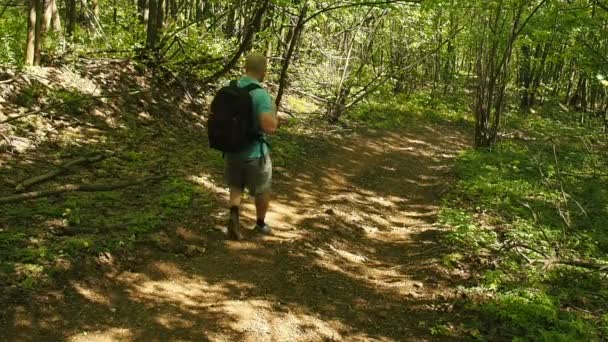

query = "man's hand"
[{"left": 260, "top": 112, "right": 278, "bottom": 134}]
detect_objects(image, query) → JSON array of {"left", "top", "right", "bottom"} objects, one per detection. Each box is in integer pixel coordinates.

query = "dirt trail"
[{"left": 4, "top": 123, "right": 471, "bottom": 341}]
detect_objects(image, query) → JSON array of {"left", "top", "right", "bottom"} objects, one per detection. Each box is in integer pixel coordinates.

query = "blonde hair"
[{"left": 245, "top": 53, "right": 267, "bottom": 74}]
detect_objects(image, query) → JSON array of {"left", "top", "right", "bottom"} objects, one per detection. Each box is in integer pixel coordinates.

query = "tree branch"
[
  {"left": 0, "top": 175, "right": 166, "bottom": 204},
  {"left": 15, "top": 153, "right": 107, "bottom": 192},
  {"left": 593, "top": 0, "right": 608, "bottom": 12},
  {"left": 202, "top": 0, "right": 269, "bottom": 84},
  {"left": 304, "top": 0, "right": 421, "bottom": 24}
]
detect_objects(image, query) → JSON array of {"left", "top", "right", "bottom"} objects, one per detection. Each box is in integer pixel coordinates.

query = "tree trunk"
[
  {"left": 34, "top": 0, "right": 43, "bottom": 66},
  {"left": 275, "top": 3, "right": 308, "bottom": 109},
  {"left": 529, "top": 42, "right": 549, "bottom": 107},
  {"left": 146, "top": 0, "right": 158, "bottom": 49},
  {"left": 195, "top": 0, "right": 204, "bottom": 22},
  {"left": 92, "top": 0, "right": 99, "bottom": 18},
  {"left": 170, "top": 0, "right": 177, "bottom": 20},
  {"left": 43, "top": 0, "right": 52, "bottom": 31},
  {"left": 51, "top": 0, "right": 61, "bottom": 31},
  {"left": 41, "top": 0, "right": 61, "bottom": 32},
  {"left": 224, "top": 1, "right": 236, "bottom": 38},
  {"left": 519, "top": 44, "right": 532, "bottom": 111},
  {"left": 25, "top": 0, "right": 37, "bottom": 65},
  {"left": 143, "top": 0, "right": 149, "bottom": 25},
  {"left": 66, "top": 0, "right": 76, "bottom": 35},
  {"left": 157, "top": 0, "right": 164, "bottom": 30},
  {"left": 138, "top": 0, "right": 145, "bottom": 22}
]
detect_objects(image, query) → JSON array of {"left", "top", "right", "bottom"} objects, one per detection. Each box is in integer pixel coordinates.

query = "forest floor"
[{"left": 1, "top": 62, "right": 473, "bottom": 341}]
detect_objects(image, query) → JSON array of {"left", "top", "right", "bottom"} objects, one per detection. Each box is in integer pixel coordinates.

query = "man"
[{"left": 225, "top": 53, "right": 278, "bottom": 240}]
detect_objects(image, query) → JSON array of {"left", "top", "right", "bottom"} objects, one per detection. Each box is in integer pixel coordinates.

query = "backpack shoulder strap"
[{"left": 243, "top": 83, "right": 261, "bottom": 92}]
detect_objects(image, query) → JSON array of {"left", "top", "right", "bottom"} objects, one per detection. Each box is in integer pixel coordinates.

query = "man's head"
[{"left": 245, "top": 53, "right": 267, "bottom": 82}]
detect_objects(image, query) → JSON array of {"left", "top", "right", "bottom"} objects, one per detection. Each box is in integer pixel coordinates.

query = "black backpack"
[{"left": 208, "top": 81, "right": 261, "bottom": 153}]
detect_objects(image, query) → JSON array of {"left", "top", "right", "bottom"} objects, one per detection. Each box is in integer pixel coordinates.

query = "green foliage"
[
  {"left": 64, "top": 237, "right": 94, "bottom": 254},
  {"left": 430, "top": 324, "right": 451, "bottom": 337},
  {"left": 271, "top": 129, "right": 326, "bottom": 168},
  {"left": 0, "top": 231, "right": 28, "bottom": 260},
  {"left": 159, "top": 178, "right": 196, "bottom": 216},
  {"left": 471, "top": 289, "right": 597, "bottom": 341},
  {"left": 52, "top": 89, "right": 92, "bottom": 116},
  {"left": 17, "top": 264, "right": 45, "bottom": 289},
  {"left": 439, "top": 208, "right": 497, "bottom": 252},
  {"left": 348, "top": 91, "right": 472, "bottom": 129},
  {"left": 441, "top": 109, "right": 608, "bottom": 340},
  {"left": 14, "top": 81, "right": 47, "bottom": 108},
  {"left": 0, "top": 9, "right": 26, "bottom": 65},
  {"left": 2, "top": 199, "right": 64, "bottom": 222}
]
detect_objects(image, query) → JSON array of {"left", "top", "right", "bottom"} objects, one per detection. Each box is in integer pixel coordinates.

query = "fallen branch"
[
  {"left": 536, "top": 258, "right": 608, "bottom": 272},
  {"left": 51, "top": 226, "right": 99, "bottom": 236},
  {"left": 0, "top": 77, "right": 15, "bottom": 84},
  {"left": 0, "top": 175, "right": 165, "bottom": 204},
  {"left": 15, "top": 153, "right": 107, "bottom": 192},
  {"left": 498, "top": 132, "right": 537, "bottom": 141},
  {"left": 552, "top": 142, "right": 572, "bottom": 230},
  {"left": 409, "top": 245, "right": 446, "bottom": 257},
  {"left": 278, "top": 110, "right": 297, "bottom": 118},
  {"left": 0, "top": 90, "right": 144, "bottom": 125}
]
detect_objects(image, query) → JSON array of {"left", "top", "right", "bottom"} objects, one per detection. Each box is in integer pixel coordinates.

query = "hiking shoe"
[
  {"left": 254, "top": 223, "right": 272, "bottom": 235},
  {"left": 228, "top": 210, "right": 243, "bottom": 241}
]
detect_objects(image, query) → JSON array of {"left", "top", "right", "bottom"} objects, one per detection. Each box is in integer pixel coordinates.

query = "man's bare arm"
[{"left": 260, "top": 112, "right": 278, "bottom": 134}]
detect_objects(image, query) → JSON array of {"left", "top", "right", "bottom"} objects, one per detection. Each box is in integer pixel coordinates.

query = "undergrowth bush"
[
  {"left": 347, "top": 91, "right": 472, "bottom": 129},
  {"left": 440, "top": 110, "right": 608, "bottom": 340}
]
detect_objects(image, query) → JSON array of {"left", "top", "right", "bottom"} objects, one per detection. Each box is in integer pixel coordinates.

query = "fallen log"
[
  {"left": 0, "top": 175, "right": 165, "bottom": 204},
  {"left": 15, "top": 153, "right": 107, "bottom": 192}
]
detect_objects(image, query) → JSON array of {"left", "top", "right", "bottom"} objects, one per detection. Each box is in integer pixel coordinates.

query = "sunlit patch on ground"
[{"left": 67, "top": 328, "right": 134, "bottom": 342}]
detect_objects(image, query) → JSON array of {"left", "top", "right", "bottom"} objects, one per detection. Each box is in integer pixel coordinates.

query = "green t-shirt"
[{"left": 226, "top": 76, "right": 274, "bottom": 162}]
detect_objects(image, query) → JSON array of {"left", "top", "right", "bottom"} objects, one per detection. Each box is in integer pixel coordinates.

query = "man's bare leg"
[
  {"left": 254, "top": 192, "right": 272, "bottom": 234},
  {"left": 230, "top": 189, "right": 242, "bottom": 208},
  {"left": 228, "top": 189, "right": 243, "bottom": 240}
]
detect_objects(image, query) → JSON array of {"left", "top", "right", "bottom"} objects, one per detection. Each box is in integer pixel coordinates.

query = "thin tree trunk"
[
  {"left": 137, "top": 0, "right": 145, "bottom": 22},
  {"left": 519, "top": 44, "right": 532, "bottom": 111},
  {"left": 34, "top": 0, "right": 43, "bottom": 66},
  {"left": 41, "top": 0, "right": 61, "bottom": 32},
  {"left": 92, "top": 0, "right": 99, "bottom": 18},
  {"left": 529, "top": 42, "right": 549, "bottom": 107},
  {"left": 25, "top": 0, "right": 37, "bottom": 65},
  {"left": 50, "top": 0, "right": 61, "bottom": 31},
  {"left": 143, "top": 0, "right": 149, "bottom": 25},
  {"left": 275, "top": 2, "right": 308, "bottom": 109},
  {"left": 157, "top": 0, "right": 164, "bottom": 29},
  {"left": 43, "top": 0, "right": 52, "bottom": 31},
  {"left": 195, "top": 0, "right": 204, "bottom": 22},
  {"left": 67, "top": 0, "right": 76, "bottom": 35},
  {"left": 146, "top": 0, "right": 158, "bottom": 49},
  {"left": 224, "top": 1, "right": 236, "bottom": 38}
]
